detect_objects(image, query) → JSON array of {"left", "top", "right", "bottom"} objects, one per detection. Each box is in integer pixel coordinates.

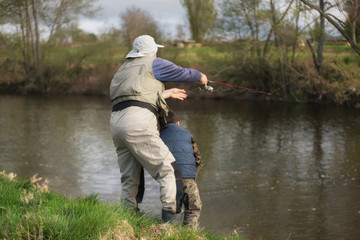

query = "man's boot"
[{"left": 161, "top": 209, "right": 183, "bottom": 224}]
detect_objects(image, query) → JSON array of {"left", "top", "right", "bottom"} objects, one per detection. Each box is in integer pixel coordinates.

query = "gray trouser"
[{"left": 110, "top": 106, "right": 177, "bottom": 212}]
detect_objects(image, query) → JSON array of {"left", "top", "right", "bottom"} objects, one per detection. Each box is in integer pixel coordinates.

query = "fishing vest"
[
  {"left": 109, "top": 56, "right": 169, "bottom": 116},
  {"left": 160, "top": 123, "right": 197, "bottom": 179}
]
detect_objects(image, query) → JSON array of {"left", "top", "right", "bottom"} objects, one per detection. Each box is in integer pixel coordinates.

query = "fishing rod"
[{"left": 207, "top": 80, "right": 272, "bottom": 95}]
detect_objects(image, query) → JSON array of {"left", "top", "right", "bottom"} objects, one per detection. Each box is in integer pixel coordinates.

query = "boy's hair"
[{"left": 160, "top": 110, "right": 179, "bottom": 126}]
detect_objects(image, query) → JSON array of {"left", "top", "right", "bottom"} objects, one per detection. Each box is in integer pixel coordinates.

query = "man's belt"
[{"left": 112, "top": 100, "right": 158, "bottom": 116}]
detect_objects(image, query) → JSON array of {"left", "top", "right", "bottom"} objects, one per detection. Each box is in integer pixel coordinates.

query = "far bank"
[{"left": 1, "top": 43, "right": 359, "bottom": 107}]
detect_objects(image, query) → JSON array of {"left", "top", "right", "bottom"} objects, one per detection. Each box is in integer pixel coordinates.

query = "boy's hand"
[{"left": 163, "top": 88, "right": 187, "bottom": 100}]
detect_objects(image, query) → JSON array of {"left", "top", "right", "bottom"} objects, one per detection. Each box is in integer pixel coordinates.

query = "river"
[{"left": 0, "top": 94, "right": 359, "bottom": 240}]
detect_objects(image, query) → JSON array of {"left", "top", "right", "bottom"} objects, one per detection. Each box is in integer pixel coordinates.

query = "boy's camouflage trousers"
[{"left": 182, "top": 178, "right": 202, "bottom": 228}]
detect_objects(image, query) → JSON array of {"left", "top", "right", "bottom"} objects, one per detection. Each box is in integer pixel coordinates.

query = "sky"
[{"left": 78, "top": 0, "right": 188, "bottom": 38}]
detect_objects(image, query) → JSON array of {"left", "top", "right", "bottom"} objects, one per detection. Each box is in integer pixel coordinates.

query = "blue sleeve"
[{"left": 152, "top": 58, "right": 201, "bottom": 82}]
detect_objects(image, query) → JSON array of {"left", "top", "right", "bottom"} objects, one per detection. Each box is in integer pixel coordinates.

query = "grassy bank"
[
  {"left": 1, "top": 41, "right": 359, "bottom": 107},
  {"left": 0, "top": 172, "right": 241, "bottom": 240},
  {"left": 163, "top": 43, "right": 360, "bottom": 107}
]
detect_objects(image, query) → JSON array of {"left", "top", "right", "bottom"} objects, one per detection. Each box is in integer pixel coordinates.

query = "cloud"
[{"left": 79, "top": 0, "right": 188, "bottom": 36}]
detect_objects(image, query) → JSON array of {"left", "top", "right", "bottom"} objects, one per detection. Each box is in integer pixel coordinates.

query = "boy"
[{"left": 159, "top": 111, "right": 203, "bottom": 228}]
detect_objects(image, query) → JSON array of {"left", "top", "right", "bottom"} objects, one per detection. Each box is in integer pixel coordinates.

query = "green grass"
[{"left": 0, "top": 172, "right": 242, "bottom": 240}]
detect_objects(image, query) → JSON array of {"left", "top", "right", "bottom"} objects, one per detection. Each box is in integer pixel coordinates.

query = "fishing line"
[
  {"left": 208, "top": 80, "right": 272, "bottom": 95},
  {"left": 268, "top": 77, "right": 300, "bottom": 95}
]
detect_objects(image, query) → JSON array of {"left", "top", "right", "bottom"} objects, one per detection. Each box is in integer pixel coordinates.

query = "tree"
[
  {"left": 340, "top": 0, "right": 360, "bottom": 45},
  {"left": 0, "top": 0, "right": 100, "bottom": 84},
  {"left": 180, "top": 0, "right": 216, "bottom": 42},
  {"left": 304, "top": 0, "right": 325, "bottom": 71},
  {"left": 300, "top": 0, "right": 360, "bottom": 55},
  {"left": 219, "top": 0, "right": 300, "bottom": 95},
  {"left": 268, "top": 0, "right": 296, "bottom": 97},
  {"left": 317, "top": 0, "right": 325, "bottom": 69},
  {"left": 43, "top": 0, "right": 100, "bottom": 44},
  {"left": 119, "top": 6, "right": 161, "bottom": 50},
  {"left": 176, "top": 24, "right": 186, "bottom": 41},
  {"left": 220, "top": 0, "right": 270, "bottom": 56},
  {"left": 0, "top": 0, "right": 40, "bottom": 80},
  {"left": 32, "top": 0, "right": 40, "bottom": 72}
]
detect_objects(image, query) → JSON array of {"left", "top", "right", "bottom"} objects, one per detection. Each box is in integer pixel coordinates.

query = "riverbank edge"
[
  {"left": 0, "top": 172, "right": 242, "bottom": 240},
  {"left": 1, "top": 79, "right": 359, "bottom": 108}
]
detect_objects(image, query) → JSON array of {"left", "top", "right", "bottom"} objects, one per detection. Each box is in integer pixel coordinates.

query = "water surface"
[{"left": 0, "top": 94, "right": 359, "bottom": 239}]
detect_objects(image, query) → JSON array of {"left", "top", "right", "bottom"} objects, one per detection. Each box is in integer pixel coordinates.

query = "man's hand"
[
  {"left": 198, "top": 72, "right": 208, "bottom": 85},
  {"left": 163, "top": 88, "right": 187, "bottom": 100}
]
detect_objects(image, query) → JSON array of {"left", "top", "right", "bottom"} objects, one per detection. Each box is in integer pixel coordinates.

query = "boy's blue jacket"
[{"left": 160, "top": 123, "right": 196, "bottom": 179}]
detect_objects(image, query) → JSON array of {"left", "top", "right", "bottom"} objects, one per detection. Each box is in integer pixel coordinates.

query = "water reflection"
[
  {"left": 169, "top": 100, "right": 360, "bottom": 239},
  {"left": 0, "top": 95, "right": 359, "bottom": 240},
  {"left": 0, "top": 95, "right": 120, "bottom": 199}
]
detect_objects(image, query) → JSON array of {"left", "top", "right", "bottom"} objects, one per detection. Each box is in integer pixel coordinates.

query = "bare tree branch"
[{"left": 299, "top": 0, "right": 360, "bottom": 55}]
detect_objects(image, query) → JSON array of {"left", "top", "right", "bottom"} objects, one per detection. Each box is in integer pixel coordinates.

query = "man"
[{"left": 109, "top": 35, "right": 207, "bottom": 222}]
